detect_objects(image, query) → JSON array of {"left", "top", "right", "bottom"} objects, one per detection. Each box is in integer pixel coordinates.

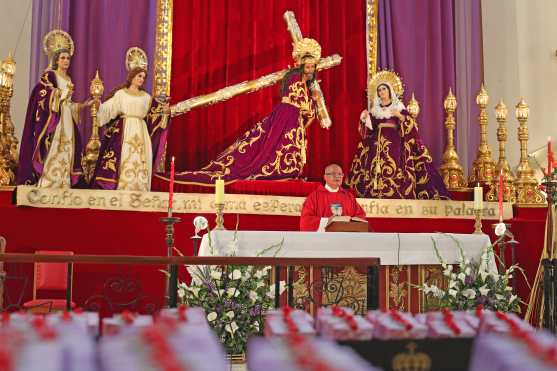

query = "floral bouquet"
[
  {"left": 177, "top": 230, "right": 284, "bottom": 354},
  {"left": 417, "top": 235, "right": 524, "bottom": 313}
]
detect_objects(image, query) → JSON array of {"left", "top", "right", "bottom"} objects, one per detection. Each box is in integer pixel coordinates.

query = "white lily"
[
  {"left": 254, "top": 269, "right": 267, "bottom": 279},
  {"left": 478, "top": 285, "right": 490, "bottom": 296},
  {"left": 225, "top": 321, "right": 239, "bottom": 337},
  {"left": 210, "top": 270, "right": 222, "bottom": 280},
  {"left": 253, "top": 321, "right": 260, "bottom": 331},
  {"left": 249, "top": 290, "right": 259, "bottom": 302},
  {"left": 177, "top": 288, "right": 186, "bottom": 298},
  {"left": 207, "top": 312, "right": 218, "bottom": 322},
  {"left": 226, "top": 310, "right": 235, "bottom": 319},
  {"left": 509, "top": 294, "right": 518, "bottom": 303},
  {"left": 462, "top": 288, "right": 476, "bottom": 299},
  {"left": 449, "top": 280, "right": 457, "bottom": 289},
  {"left": 449, "top": 289, "right": 458, "bottom": 297},
  {"left": 457, "top": 273, "right": 466, "bottom": 282},
  {"left": 226, "top": 287, "right": 239, "bottom": 297},
  {"left": 229, "top": 269, "right": 242, "bottom": 280}
]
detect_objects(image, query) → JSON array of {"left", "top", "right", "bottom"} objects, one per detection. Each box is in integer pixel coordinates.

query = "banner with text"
[{"left": 15, "top": 186, "right": 514, "bottom": 220}]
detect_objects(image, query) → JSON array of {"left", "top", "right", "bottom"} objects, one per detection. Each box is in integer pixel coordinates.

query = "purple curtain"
[
  {"left": 378, "top": 0, "right": 455, "bottom": 168},
  {"left": 378, "top": 0, "right": 483, "bottom": 170},
  {"left": 30, "top": 0, "right": 157, "bottom": 139},
  {"left": 455, "top": 0, "right": 483, "bottom": 174}
]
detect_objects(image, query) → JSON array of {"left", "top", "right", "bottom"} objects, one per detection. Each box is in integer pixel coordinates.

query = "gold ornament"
[
  {"left": 292, "top": 38, "right": 321, "bottom": 65},
  {"left": 125, "top": 47, "right": 148, "bottom": 72},
  {"left": 407, "top": 93, "right": 420, "bottom": 118},
  {"left": 368, "top": 70, "right": 404, "bottom": 99},
  {"left": 440, "top": 88, "right": 466, "bottom": 190},
  {"left": 42, "top": 29, "right": 75, "bottom": 64}
]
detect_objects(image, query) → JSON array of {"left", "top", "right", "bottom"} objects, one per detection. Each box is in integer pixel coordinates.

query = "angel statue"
[
  {"left": 346, "top": 71, "right": 450, "bottom": 199},
  {"left": 17, "top": 30, "right": 92, "bottom": 187},
  {"left": 168, "top": 38, "right": 323, "bottom": 186},
  {"left": 89, "top": 47, "right": 171, "bottom": 191}
]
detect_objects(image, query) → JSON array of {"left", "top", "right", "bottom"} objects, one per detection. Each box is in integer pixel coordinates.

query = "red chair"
[{"left": 23, "top": 250, "right": 76, "bottom": 313}]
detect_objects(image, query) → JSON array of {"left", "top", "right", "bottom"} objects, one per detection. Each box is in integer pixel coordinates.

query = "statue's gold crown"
[
  {"left": 43, "top": 29, "right": 74, "bottom": 59},
  {"left": 368, "top": 70, "right": 404, "bottom": 98},
  {"left": 125, "top": 47, "right": 148, "bottom": 72},
  {"left": 391, "top": 343, "right": 432, "bottom": 371},
  {"left": 292, "top": 38, "right": 321, "bottom": 65}
]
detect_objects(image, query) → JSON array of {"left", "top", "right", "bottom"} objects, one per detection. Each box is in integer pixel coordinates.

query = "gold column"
[
  {"left": 0, "top": 53, "right": 18, "bottom": 186},
  {"left": 494, "top": 100, "right": 516, "bottom": 202},
  {"left": 440, "top": 88, "right": 466, "bottom": 190},
  {"left": 469, "top": 84, "right": 496, "bottom": 199},
  {"left": 153, "top": 0, "right": 174, "bottom": 172},
  {"left": 514, "top": 98, "right": 545, "bottom": 205},
  {"left": 82, "top": 71, "right": 104, "bottom": 183}
]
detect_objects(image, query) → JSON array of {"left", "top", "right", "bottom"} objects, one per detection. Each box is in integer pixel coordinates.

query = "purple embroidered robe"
[
  {"left": 166, "top": 71, "right": 316, "bottom": 186},
  {"left": 347, "top": 111, "right": 450, "bottom": 199},
  {"left": 16, "top": 70, "right": 83, "bottom": 186}
]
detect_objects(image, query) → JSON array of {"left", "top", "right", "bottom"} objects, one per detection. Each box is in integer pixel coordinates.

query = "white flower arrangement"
[
  {"left": 417, "top": 235, "right": 525, "bottom": 313},
  {"left": 178, "top": 229, "right": 284, "bottom": 354}
]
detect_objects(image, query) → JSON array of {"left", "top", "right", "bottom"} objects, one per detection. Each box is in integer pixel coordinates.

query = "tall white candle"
[{"left": 473, "top": 184, "right": 483, "bottom": 210}]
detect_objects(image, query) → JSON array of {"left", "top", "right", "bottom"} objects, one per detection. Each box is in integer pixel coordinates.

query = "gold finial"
[
  {"left": 89, "top": 70, "right": 104, "bottom": 97},
  {"left": 407, "top": 93, "right": 420, "bottom": 118},
  {"left": 440, "top": 87, "right": 466, "bottom": 190},
  {"left": 515, "top": 97, "right": 529, "bottom": 120},
  {"left": 443, "top": 87, "right": 457, "bottom": 112},
  {"left": 476, "top": 83, "right": 489, "bottom": 107},
  {"left": 495, "top": 99, "right": 507, "bottom": 120}
]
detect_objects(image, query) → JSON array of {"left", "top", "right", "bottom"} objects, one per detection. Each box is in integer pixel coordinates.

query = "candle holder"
[
  {"left": 214, "top": 203, "right": 226, "bottom": 230},
  {"left": 473, "top": 209, "right": 483, "bottom": 234},
  {"left": 160, "top": 214, "right": 181, "bottom": 308}
]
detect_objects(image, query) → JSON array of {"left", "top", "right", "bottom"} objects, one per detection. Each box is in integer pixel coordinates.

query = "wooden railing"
[{"left": 0, "top": 253, "right": 380, "bottom": 313}]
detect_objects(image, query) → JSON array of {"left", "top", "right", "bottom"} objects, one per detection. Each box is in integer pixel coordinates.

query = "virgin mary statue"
[{"left": 346, "top": 71, "right": 450, "bottom": 199}]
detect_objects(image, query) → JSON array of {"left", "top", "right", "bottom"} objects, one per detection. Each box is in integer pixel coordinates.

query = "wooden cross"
[{"left": 171, "top": 11, "right": 341, "bottom": 130}]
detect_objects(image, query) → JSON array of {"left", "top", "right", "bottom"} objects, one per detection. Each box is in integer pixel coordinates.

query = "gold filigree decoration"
[
  {"left": 321, "top": 266, "right": 367, "bottom": 315},
  {"left": 388, "top": 266, "right": 409, "bottom": 311},
  {"left": 366, "top": 0, "right": 379, "bottom": 79},
  {"left": 153, "top": 0, "right": 173, "bottom": 98}
]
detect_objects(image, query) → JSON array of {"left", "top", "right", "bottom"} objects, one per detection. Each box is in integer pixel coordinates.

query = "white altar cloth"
[{"left": 198, "top": 231, "right": 493, "bottom": 267}]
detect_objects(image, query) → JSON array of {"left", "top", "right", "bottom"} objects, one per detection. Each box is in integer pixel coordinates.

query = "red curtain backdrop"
[{"left": 169, "top": 0, "right": 367, "bottom": 181}]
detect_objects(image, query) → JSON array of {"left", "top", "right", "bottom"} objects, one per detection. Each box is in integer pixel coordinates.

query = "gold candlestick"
[
  {"left": 473, "top": 209, "right": 483, "bottom": 234},
  {"left": 514, "top": 98, "right": 545, "bottom": 205},
  {"left": 0, "top": 52, "right": 18, "bottom": 186},
  {"left": 440, "top": 88, "right": 466, "bottom": 190},
  {"left": 469, "top": 84, "right": 496, "bottom": 197},
  {"left": 214, "top": 203, "right": 225, "bottom": 230},
  {"left": 494, "top": 100, "right": 516, "bottom": 203},
  {"left": 82, "top": 71, "right": 104, "bottom": 182}
]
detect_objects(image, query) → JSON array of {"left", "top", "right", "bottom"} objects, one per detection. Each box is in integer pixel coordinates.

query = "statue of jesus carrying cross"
[{"left": 159, "top": 11, "right": 342, "bottom": 186}]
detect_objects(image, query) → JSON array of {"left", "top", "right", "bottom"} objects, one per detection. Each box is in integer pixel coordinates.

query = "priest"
[{"left": 300, "top": 163, "right": 367, "bottom": 231}]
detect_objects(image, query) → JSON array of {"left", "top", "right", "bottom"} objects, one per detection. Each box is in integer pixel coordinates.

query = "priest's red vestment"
[{"left": 300, "top": 184, "right": 367, "bottom": 231}]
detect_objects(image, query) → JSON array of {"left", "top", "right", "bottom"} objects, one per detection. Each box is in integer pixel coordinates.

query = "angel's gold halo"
[
  {"left": 43, "top": 29, "right": 75, "bottom": 60},
  {"left": 126, "top": 47, "right": 148, "bottom": 72}
]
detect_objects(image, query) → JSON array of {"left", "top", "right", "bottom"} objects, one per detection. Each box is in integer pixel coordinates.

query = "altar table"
[{"left": 199, "top": 231, "right": 493, "bottom": 312}]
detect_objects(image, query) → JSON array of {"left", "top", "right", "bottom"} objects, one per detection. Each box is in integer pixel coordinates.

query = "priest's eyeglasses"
[{"left": 325, "top": 172, "right": 344, "bottom": 177}]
